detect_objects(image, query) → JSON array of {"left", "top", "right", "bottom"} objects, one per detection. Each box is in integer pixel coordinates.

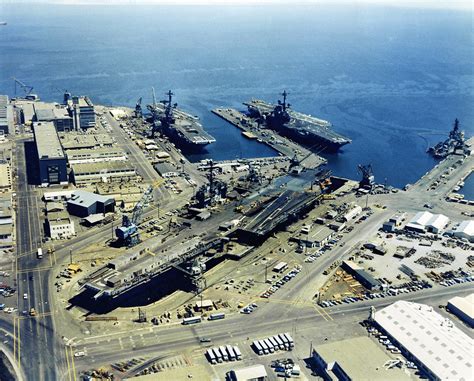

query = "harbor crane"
[
  {"left": 115, "top": 185, "right": 153, "bottom": 247},
  {"left": 358, "top": 164, "right": 375, "bottom": 190},
  {"left": 134, "top": 97, "right": 143, "bottom": 118},
  {"left": 12, "top": 77, "right": 39, "bottom": 100}
]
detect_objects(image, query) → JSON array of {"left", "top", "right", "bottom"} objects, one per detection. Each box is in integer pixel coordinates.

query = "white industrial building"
[
  {"left": 373, "top": 301, "right": 473, "bottom": 381},
  {"left": 447, "top": 294, "right": 474, "bottom": 327},
  {"left": 405, "top": 211, "right": 449, "bottom": 233},
  {"left": 227, "top": 364, "right": 267, "bottom": 381},
  {"left": 342, "top": 204, "right": 362, "bottom": 222},
  {"left": 453, "top": 220, "right": 474, "bottom": 242},
  {"left": 46, "top": 211, "right": 75, "bottom": 240}
]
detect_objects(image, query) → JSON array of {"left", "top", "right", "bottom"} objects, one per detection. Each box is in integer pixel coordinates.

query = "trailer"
[
  {"left": 219, "top": 346, "right": 229, "bottom": 361},
  {"left": 283, "top": 333, "right": 295, "bottom": 348},
  {"left": 253, "top": 340, "right": 263, "bottom": 355},
  {"left": 263, "top": 338, "right": 275, "bottom": 353},
  {"left": 268, "top": 336, "right": 280, "bottom": 351},
  {"left": 206, "top": 348, "right": 217, "bottom": 364},
  {"left": 212, "top": 347, "right": 223, "bottom": 363},
  {"left": 233, "top": 346, "right": 242, "bottom": 360},
  {"left": 259, "top": 339, "right": 269, "bottom": 354},
  {"left": 273, "top": 335, "right": 285, "bottom": 350},
  {"left": 278, "top": 333, "right": 290, "bottom": 350},
  {"left": 226, "top": 344, "right": 236, "bottom": 361}
]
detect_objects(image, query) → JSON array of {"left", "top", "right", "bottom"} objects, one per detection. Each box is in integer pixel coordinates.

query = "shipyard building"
[
  {"left": 34, "top": 102, "right": 73, "bottom": 132},
  {"left": 33, "top": 122, "right": 68, "bottom": 185},
  {"left": 67, "top": 190, "right": 115, "bottom": 218},
  {"left": 0, "top": 95, "right": 13, "bottom": 135},
  {"left": 72, "top": 96, "right": 96, "bottom": 129},
  {"left": 373, "top": 301, "right": 473, "bottom": 380}
]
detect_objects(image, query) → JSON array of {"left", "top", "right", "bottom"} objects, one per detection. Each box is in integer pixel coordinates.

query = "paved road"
[
  {"left": 70, "top": 282, "right": 472, "bottom": 377},
  {"left": 12, "top": 139, "right": 59, "bottom": 380}
]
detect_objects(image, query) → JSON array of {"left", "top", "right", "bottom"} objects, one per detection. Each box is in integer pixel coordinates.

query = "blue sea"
[{"left": 0, "top": 3, "right": 472, "bottom": 188}]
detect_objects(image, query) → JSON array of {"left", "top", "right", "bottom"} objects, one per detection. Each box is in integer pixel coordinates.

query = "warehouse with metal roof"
[
  {"left": 405, "top": 211, "right": 449, "bottom": 233},
  {"left": 373, "top": 301, "right": 473, "bottom": 381},
  {"left": 447, "top": 294, "right": 474, "bottom": 327},
  {"left": 453, "top": 220, "right": 474, "bottom": 242}
]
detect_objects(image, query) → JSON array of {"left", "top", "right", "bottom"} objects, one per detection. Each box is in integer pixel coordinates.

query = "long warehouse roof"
[
  {"left": 33, "top": 122, "right": 65, "bottom": 160},
  {"left": 374, "top": 300, "right": 473, "bottom": 381}
]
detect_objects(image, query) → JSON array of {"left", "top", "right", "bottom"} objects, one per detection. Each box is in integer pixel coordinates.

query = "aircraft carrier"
[
  {"left": 147, "top": 90, "right": 216, "bottom": 151},
  {"left": 244, "top": 91, "right": 351, "bottom": 151}
]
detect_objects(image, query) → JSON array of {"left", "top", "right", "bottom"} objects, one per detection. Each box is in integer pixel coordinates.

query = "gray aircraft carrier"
[{"left": 244, "top": 91, "right": 351, "bottom": 151}]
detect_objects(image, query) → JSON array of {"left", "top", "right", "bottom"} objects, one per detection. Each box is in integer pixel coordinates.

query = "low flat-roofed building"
[
  {"left": 46, "top": 211, "right": 75, "bottom": 240},
  {"left": 33, "top": 122, "right": 68, "bottom": 185},
  {"left": 228, "top": 364, "right": 268, "bottom": 381},
  {"left": 59, "top": 132, "right": 114, "bottom": 150},
  {"left": 0, "top": 95, "right": 14, "bottom": 135},
  {"left": 453, "top": 220, "right": 474, "bottom": 242},
  {"left": 374, "top": 301, "right": 473, "bottom": 381},
  {"left": 447, "top": 294, "right": 474, "bottom": 327},
  {"left": 295, "top": 225, "right": 333, "bottom": 248},
  {"left": 67, "top": 190, "right": 115, "bottom": 218},
  {"left": 70, "top": 161, "right": 137, "bottom": 186},
  {"left": 66, "top": 147, "right": 127, "bottom": 164},
  {"left": 154, "top": 162, "right": 179, "bottom": 177},
  {"left": 0, "top": 162, "right": 12, "bottom": 191},
  {"left": 341, "top": 261, "right": 380, "bottom": 290},
  {"left": 43, "top": 190, "right": 74, "bottom": 202},
  {"left": 389, "top": 213, "right": 406, "bottom": 226},
  {"left": 46, "top": 202, "right": 64, "bottom": 213},
  {"left": 328, "top": 221, "right": 345, "bottom": 232},
  {"left": 312, "top": 336, "right": 411, "bottom": 381}
]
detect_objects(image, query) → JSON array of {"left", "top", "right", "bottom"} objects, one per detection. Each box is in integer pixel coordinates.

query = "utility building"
[{"left": 33, "top": 122, "right": 68, "bottom": 186}]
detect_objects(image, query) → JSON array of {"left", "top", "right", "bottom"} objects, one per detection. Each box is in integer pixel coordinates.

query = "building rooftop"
[
  {"left": 33, "top": 122, "right": 65, "bottom": 159},
  {"left": 68, "top": 190, "right": 114, "bottom": 208},
  {"left": 448, "top": 294, "right": 474, "bottom": 320},
  {"left": 47, "top": 211, "right": 71, "bottom": 226},
  {"left": 229, "top": 364, "right": 267, "bottom": 381},
  {"left": 374, "top": 300, "right": 473, "bottom": 381},
  {"left": 314, "top": 336, "right": 410, "bottom": 381},
  {"left": 457, "top": 220, "right": 474, "bottom": 236},
  {"left": 59, "top": 132, "right": 114, "bottom": 150},
  {"left": 71, "top": 161, "right": 136, "bottom": 175}
]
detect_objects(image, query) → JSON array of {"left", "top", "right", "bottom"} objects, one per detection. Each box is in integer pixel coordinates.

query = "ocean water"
[{"left": 0, "top": 3, "right": 472, "bottom": 188}]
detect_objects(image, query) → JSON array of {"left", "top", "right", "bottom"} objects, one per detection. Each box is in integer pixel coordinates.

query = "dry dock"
[{"left": 213, "top": 108, "right": 326, "bottom": 169}]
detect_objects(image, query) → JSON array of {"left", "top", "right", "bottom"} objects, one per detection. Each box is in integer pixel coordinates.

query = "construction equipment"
[
  {"left": 115, "top": 185, "right": 153, "bottom": 247},
  {"left": 12, "top": 77, "right": 39, "bottom": 100},
  {"left": 134, "top": 97, "right": 143, "bottom": 118}
]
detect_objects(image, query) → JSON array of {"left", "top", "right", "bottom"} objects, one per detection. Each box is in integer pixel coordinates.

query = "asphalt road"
[
  {"left": 12, "top": 139, "right": 59, "bottom": 380},
  {"left": 70, "top": 282, "right": 473, "bottom": 376}
]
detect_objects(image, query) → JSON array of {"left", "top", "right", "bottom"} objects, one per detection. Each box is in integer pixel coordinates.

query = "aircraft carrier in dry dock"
[
  {"left": 244, "top": 91, "right": 351, "bottom": 151},
  {"left": 147, "top": 90, "right": 216, "bottom": 151}
]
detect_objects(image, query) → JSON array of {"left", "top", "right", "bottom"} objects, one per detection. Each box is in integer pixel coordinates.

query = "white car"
[
  {"left": 74, "top": 351, "right": 86, "bottom": 358},
  {"left": 23, "top": 293, "right": 28, "bottom": 300}
]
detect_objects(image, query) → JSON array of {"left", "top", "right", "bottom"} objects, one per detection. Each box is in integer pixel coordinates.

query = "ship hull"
[{"left": 272, "top": 123, "right": 350, "bottom": 152}]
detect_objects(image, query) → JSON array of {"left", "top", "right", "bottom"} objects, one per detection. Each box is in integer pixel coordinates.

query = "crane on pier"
[
  {"left": 12, "top": 77, "right": 39, "bottom": 100},
  {"left": 115, "top": 185, "right": 153, "bottom": 247},
  {"left": 358, "top": 164, "right": 375, "bottom": 190},
  {"left": 134, "top": 97, "right": 143, "bottom": 118}
]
